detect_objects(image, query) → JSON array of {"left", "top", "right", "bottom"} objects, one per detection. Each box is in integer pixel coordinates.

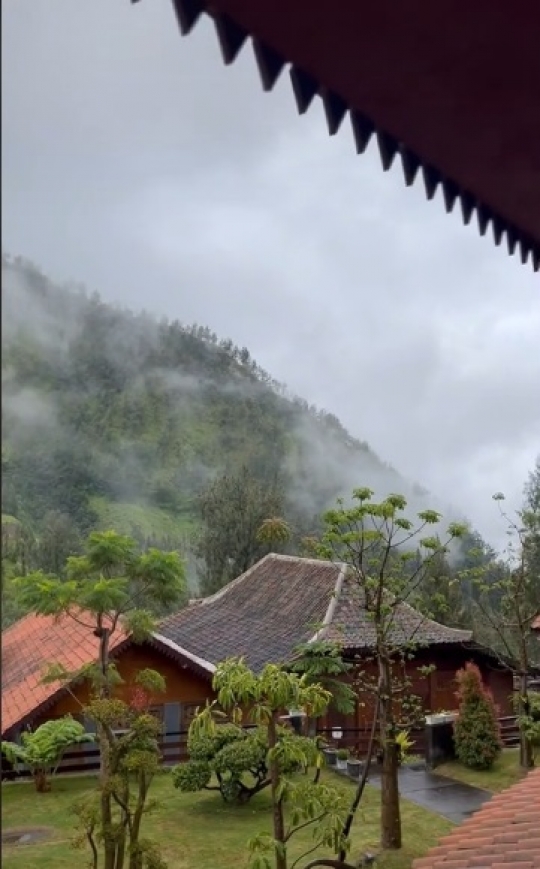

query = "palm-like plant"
[{"left": 2, "top": 716, "right": 94, "bottom": 791}]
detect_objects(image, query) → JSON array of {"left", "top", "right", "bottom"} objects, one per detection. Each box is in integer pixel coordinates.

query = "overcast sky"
[{"left": 3, "top": 0, "right": 539, "bottom": 549}]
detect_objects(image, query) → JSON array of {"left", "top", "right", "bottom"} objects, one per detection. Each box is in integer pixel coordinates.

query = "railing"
[
  {"left": 499, "top": 715, "right": 520, "bottom": 747},
  {"left": 1, "top": 731, "right": 191, "bottom": 781},
  {"left": 1, "top": 716, "right": 520, "bottom": 781},
  {"left": 316, "top": 726, "right": 426, "bottom": 758},
  {"left": 316, "top": 715, "right": 520, "bottom": 757}
]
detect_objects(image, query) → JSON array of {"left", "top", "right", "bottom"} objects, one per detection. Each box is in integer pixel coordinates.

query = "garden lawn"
[
  {"left": 1, "top": 770, "right": 452, "bottom": 869},
  {"left": 436, "top": 748, "right": 524, "bottom": 793}
]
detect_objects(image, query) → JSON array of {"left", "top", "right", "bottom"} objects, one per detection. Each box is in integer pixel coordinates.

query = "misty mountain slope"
[{"left": 2, "top": 254, "right": 431, "bottom": 559}]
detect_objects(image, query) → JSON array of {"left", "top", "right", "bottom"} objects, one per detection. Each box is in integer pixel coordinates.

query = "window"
[{"left": 181, "top": 703, "right": 200, "bottom": 733}]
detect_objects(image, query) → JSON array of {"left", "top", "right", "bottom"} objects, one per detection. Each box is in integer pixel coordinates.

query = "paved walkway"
[{"left": 335, "top": 765, "right": 491, "bottom": 824}]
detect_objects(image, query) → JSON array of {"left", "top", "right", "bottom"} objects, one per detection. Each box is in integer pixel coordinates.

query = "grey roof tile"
[{"left": 159, "top": 554, "right": 472, "bottom": 670}]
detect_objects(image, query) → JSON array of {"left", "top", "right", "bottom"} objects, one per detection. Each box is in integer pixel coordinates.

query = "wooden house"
[{"left": 2, "top": 554, "right": 513, "bottom": 771}]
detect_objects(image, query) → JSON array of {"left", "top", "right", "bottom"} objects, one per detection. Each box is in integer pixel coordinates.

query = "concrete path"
[{"left": 335, "top": 765, "right": 491, "bottom": 824}]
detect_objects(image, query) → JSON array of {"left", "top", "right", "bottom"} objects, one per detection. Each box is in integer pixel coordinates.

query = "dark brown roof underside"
[{"left": 147, "top": 0, "right": 540, "bottom": 272}]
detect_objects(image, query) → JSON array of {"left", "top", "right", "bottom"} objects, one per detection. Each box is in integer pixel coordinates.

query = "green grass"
[
  {"left": 436, "top": 748, "right": 525, "bottom": 792},
  {"left": 1, "top": 514, "right": 21, "bottom": 526},
  {"left": 89, "top": 498, "right": 195, "bottom": 544},
  {"left": 1, "top": 771, "right": 452, "bottom": 869}
]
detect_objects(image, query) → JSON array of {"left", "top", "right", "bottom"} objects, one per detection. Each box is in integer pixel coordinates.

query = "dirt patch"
[{"left": 2, "top": 827, "right": 52, "bottom": 846}]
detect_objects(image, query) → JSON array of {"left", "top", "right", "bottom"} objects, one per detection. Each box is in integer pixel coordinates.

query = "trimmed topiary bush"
[
  {"left": 172, "top": 722, "right": 319, "bottom": 803},
  {"left": 453, "top": 662, "right": 502, "bottom": 770}
]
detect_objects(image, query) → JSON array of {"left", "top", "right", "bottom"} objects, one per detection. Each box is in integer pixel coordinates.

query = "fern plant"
[{"left": 2, "top": 716, "right": 93, "bottom": 792}]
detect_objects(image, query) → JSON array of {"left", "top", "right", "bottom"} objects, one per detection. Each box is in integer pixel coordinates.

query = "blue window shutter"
[
  {"left": 163, "top": 703, "right": 181, "bottom": 739},
  {"left": 162, "top": 702, "right": 182, "bottom": 765}
]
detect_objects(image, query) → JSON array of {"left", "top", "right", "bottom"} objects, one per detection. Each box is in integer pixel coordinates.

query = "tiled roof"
[
  {"left": 1, "top": 612, "right": 129, "bottom": 736},
  {"left": 159, "top": 555, "right": 342, "bottom": 672},
  {"left": 413, "top": 768, "right": 540, "bottom": 868},
  {"left": 159, "top": 554, "right": 472, "bottom": 671},
  {"left": 327, "top": 577, "right": 472, "bottom": 649}
]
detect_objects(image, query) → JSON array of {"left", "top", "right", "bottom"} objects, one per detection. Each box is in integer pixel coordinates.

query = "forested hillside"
[{"left": 3, "top": 253, "right": 532, "bottom": 632}]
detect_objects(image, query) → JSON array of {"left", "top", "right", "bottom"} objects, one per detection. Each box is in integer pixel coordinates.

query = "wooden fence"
[
  {"left": 1, "top": 731, "right": 190, "bottom": 781},
  {"left": 498, "top": 715, "right": 520, "bottom": 747},
  {"left": 1, "top": 716, "right": 520, "bottom": 781}
]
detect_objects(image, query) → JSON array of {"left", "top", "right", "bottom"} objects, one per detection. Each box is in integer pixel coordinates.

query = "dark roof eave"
[{"left": 142, "top": 0, "right": 540, "bottom": 273}]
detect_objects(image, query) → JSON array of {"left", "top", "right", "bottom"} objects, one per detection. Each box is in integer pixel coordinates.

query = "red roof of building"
[
  {"left": 1, "top": 612, "right": 129, "bottom": 736},
  {"left": 413, "top": 768, "right": 540, "bottom": 868},
  {"left": 147, "top": 0, "right": 540, "bottom": 271}
]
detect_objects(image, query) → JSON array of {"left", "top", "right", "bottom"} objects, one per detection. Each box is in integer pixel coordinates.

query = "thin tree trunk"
[
  {"left": 379, "top": 660, "right": 401, "bottom": 850},
  {"left": 98, "top": 627, "right": 117, "bottom": 869},
  {"left": 34, "top": 769, "right": 50, "bottom": 793},
  {"left": 128, "top": 771, "right": 149, "bottom": 869},
  {"left": 114, "top": 778, "right": 130, "bottom": 869},
  {"left": 99, "top": 725, "right": 117, "bottom": 869},
  {"left": 518, "top": 673, "right": 534, "bottom": 770},
  {"left": 338, "top": 694, "right": 380, "bottom": 862},
  {"left": 268, "top": 712, "right": 287, "bottom": 869}
]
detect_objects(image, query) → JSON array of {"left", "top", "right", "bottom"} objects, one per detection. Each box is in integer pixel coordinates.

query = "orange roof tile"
[
  {"left": 413, "top": 768, "right": 540, "bottom": 868},
  {"left": 1, "top": 612, "right": 129, "bottom": 735}
]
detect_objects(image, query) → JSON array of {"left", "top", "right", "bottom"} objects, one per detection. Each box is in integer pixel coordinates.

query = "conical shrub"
[{"left": 453, "top": 662, "right": 502, "bottom": 770}]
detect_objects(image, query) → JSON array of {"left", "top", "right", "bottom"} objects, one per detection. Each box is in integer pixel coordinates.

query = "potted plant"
[
  {"left": 336, "top": 748, "right": 349, "bottom": 769},
  {"left": 346, "top": 756, "right": 363, "bottom": 778},
  {"left": 395, "top": 729, "right": 414, "bottom": 766},
  {"left": 322, "top": 746, "right": 338, "bottom": 766}
]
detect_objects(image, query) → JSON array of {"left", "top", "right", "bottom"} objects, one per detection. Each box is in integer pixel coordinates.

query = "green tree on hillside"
[{"left": 196, "top": 466, "right": 287, "bottom": 595}]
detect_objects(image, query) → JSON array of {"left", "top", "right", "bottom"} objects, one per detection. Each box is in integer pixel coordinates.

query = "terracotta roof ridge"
[{"left": 308, "top": 562, "right": 347, "bottom": 643}]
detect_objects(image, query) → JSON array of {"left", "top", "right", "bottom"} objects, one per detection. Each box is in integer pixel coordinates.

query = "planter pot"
[
  {"left": 346, "top": 759, "right": 363, "bottom": 779},
  {"left": 403, "top": 760, "right": 426, "bottom": 772},
  {"left": 336, "top": 758, "right": 348, "bottom": 770},
  {"left": 425, "top": 713, "right": 457, "bottom": 726},
  {"left": 323, "top": 749, "right": 337, "bottom": 767}
]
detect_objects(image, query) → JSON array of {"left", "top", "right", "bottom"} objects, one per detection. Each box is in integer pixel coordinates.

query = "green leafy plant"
[
  {"left": 516, "top": 691, "right": 540, "bottom": 765},
  {"left": 336, "top": 749, "right": 349, "bottom": 761},
  {"left": 72, "top": 668, "right": 168, "bottom": 869},
  {"left": 317, "top": 488, "right": 466, "bottom": 852},
  {"left": 395, "top": 730, "right": 414, "bottom": 765},
  {"left": 290, "top": 640, "right": 356, "bottom": 717},
  {"left": 2, "top": 716, "right": 93, "bottom": 792},
  {"left": 173, "top": 722, "right": 318, "bottom": 804},
  {"left": 12, "top": 529, "right": 186, "bottom": 869},
  {"left": 453, "top": 662, "right": 502, "bottom": 770},
  {"left": 186, "top": 658, "right": 351, "bottom": 869},
  {"left": 460, "top": 479, "right": 540, "bottom": 769}
]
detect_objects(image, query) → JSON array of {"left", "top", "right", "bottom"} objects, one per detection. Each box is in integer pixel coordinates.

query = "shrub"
[
  {"left": 395, "top": 729, "right": 414, "bottom": 765},
  {"left": 2, "top": 716, "right": 93, "bottom": 792},
  {"left": 517, "top": 691, "right": 540, "bottom": 765},
  {"left": 172, "top": 722, "right": 319, "bottom": 804},
  {"left": 453, "top": 662, "right": 502, "bottom": 770}
]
